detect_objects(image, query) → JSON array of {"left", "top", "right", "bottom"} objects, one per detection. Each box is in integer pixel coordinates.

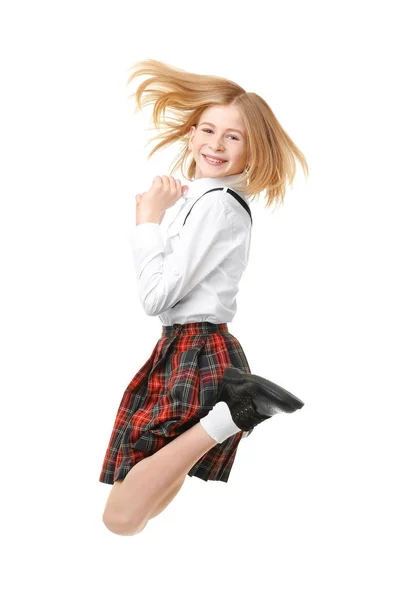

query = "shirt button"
[{"left": 173, "top": 269, "right": 180, "bottom": 276}]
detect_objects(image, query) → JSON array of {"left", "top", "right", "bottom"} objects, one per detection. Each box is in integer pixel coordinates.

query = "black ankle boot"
[{"left": 216, "top": 366, "right": 304, "bottom": 433}]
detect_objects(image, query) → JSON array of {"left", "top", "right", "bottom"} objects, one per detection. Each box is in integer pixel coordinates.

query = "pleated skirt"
[{"left": 99, "top": 321, "right": 252, "bottom": 485}]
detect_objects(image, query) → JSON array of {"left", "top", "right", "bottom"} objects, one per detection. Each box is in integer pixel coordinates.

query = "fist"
[{"left": 135, "top": 175, "right": 189, "bottom": 218}]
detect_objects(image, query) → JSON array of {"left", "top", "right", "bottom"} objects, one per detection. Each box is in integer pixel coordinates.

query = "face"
[{"left": 188, "top": 104, "right": 248, "bottom": 179}]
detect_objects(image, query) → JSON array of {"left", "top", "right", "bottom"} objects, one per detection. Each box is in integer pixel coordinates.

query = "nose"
[{"left": 209, "top": 133, "right": 226, "bottom": 151}]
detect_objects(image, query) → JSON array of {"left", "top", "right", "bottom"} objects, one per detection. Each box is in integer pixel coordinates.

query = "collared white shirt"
[{"left": 128, "top": 174, "right": 252, "bottom": 325}]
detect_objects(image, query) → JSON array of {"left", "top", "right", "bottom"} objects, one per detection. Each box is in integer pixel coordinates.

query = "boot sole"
[{"left": 222, "top": 366, "right": 304, "bottom": 412}]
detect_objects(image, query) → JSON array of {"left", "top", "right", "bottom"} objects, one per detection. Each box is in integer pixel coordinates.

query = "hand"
[
  {"left": 135, "top": 175, "right": 189, "bottom": 225},
  {"left": 135, "top": 196, "right": 164, "bottom": 225}
]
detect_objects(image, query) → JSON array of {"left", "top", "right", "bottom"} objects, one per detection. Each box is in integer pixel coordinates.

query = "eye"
[{"left": 201, "top": 129, "right": 239, "bottom": 140}]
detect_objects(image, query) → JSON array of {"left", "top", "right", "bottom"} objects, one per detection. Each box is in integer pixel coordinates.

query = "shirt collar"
[{"left": 180, "top": 174, "right": 250, "bottom": 204}]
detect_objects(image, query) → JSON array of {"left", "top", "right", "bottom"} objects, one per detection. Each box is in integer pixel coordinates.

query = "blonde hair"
[{"left": 126, "top": 59, "right": 309, "bottom": 210}]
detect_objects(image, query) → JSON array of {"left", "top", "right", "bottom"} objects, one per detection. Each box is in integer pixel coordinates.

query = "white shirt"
[{"left": 128, "top": 174, "right": 252, "bottom": 325}]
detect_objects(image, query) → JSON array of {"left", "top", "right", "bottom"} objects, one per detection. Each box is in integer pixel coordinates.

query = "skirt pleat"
[{"left": 99, "top": 321, "right": 252, "bottom": 484}]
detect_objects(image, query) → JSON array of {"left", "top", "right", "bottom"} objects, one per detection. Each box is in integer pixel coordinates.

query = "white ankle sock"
[{"left": 199, "top": 401, "right": 242, "bottom": 444}]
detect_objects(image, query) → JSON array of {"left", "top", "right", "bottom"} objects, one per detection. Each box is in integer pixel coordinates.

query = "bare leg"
[
  {"left": 102, "top": 422, "right": 218, "bottom": 535},
  {"left": 103, "top": 472, "right": 186, "bottom": 536},
  {"left": 146, "top": 473, "right": 187, "bottom": 520}
]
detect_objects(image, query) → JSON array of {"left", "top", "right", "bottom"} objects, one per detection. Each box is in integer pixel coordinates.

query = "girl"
[{"left": 99, "top": 59, "right": 308, "bottom": 536}]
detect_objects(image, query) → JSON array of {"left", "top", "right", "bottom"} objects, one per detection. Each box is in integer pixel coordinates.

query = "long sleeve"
[{"left": 128, "top": 191, "right": 245, "bottom": 316}]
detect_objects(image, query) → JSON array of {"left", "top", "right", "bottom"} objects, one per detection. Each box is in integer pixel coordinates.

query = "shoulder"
[
  {"left": 203, "top": 188, "right": 251, "bottom": 232},
  {"left": 178, "top": 187, "right": 251, "bottom": 239}
]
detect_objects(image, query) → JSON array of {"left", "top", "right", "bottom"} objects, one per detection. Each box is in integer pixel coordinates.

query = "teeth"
[{"left": 205, "top": 155, "right": 224, "bottom": 163}]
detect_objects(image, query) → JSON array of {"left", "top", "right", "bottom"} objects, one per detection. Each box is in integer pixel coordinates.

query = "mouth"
[{"left": 202, "top": 154, "right": 228, "bottom": 166}]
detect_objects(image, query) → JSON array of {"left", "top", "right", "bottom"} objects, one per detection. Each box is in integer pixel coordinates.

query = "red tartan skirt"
[{"left": 99, "top": 321, "right": 252, "bottom": 485}]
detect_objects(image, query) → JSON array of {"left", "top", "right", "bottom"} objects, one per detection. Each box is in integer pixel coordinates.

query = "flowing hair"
[{"left": 126, "top": 59, "right": 308, "bottom": 210}]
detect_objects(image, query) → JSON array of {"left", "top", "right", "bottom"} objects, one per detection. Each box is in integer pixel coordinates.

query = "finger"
[
  {"left": 162, "top": 175, "right": 171, "bottom": 189},
  {"left": 175, "top": 178, "right": 182, "bottom": 195},
  {"left": 171, "top": 176, "right": 180, "bottom": 193}
]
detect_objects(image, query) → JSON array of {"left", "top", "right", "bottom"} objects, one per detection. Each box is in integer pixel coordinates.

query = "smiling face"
[{"left": 188, "top": 104, "right": 248, "bottom": 179}]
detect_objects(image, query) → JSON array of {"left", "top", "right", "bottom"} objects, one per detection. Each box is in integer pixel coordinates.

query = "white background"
[{"left": 1, "top": 1, "right": 410, "bottom": 598}]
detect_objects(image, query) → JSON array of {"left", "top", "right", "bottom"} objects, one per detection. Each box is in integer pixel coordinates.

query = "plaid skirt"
[{"left": 99, "top": 321, "right": 252, "bottom": 485}]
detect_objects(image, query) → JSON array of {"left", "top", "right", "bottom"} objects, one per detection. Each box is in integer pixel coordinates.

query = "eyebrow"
[{"left": 199, "top": 121, "right": 245, "bottom": 136}]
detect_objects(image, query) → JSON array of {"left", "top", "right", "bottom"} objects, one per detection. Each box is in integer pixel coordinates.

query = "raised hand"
[{"left": 135, "top": 175, "right": 189, "bottom": 225}]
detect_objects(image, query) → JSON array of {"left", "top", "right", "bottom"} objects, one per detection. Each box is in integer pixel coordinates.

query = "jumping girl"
[{"left": 99, "top": 59, "right": 309, "bottom": 536}]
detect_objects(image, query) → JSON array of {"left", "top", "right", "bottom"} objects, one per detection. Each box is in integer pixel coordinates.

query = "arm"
[
  {"left": 135, "top": 209, "right": 163, "bottom": 226},
  {"left": 128, "top": 191, "right": 246, "bottom": 316}
]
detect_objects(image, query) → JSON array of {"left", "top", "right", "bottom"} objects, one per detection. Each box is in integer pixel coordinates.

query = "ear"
[{"left": 188, "top": 125, "right": 196, "bottom": 150}]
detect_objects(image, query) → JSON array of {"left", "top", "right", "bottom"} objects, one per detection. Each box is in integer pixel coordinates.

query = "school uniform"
[{"left": 99, "top": 174, "right": 254, "bottom": 485}]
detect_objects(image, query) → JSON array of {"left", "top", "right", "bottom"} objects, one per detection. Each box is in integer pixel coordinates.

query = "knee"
[{"left": 102, "top": 509, "right": 148, "bottom": 536}]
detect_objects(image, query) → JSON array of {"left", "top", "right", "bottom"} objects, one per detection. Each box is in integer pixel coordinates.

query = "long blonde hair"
[{"left": 126, "top": 59, "right": 308, "bottom": 210}]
